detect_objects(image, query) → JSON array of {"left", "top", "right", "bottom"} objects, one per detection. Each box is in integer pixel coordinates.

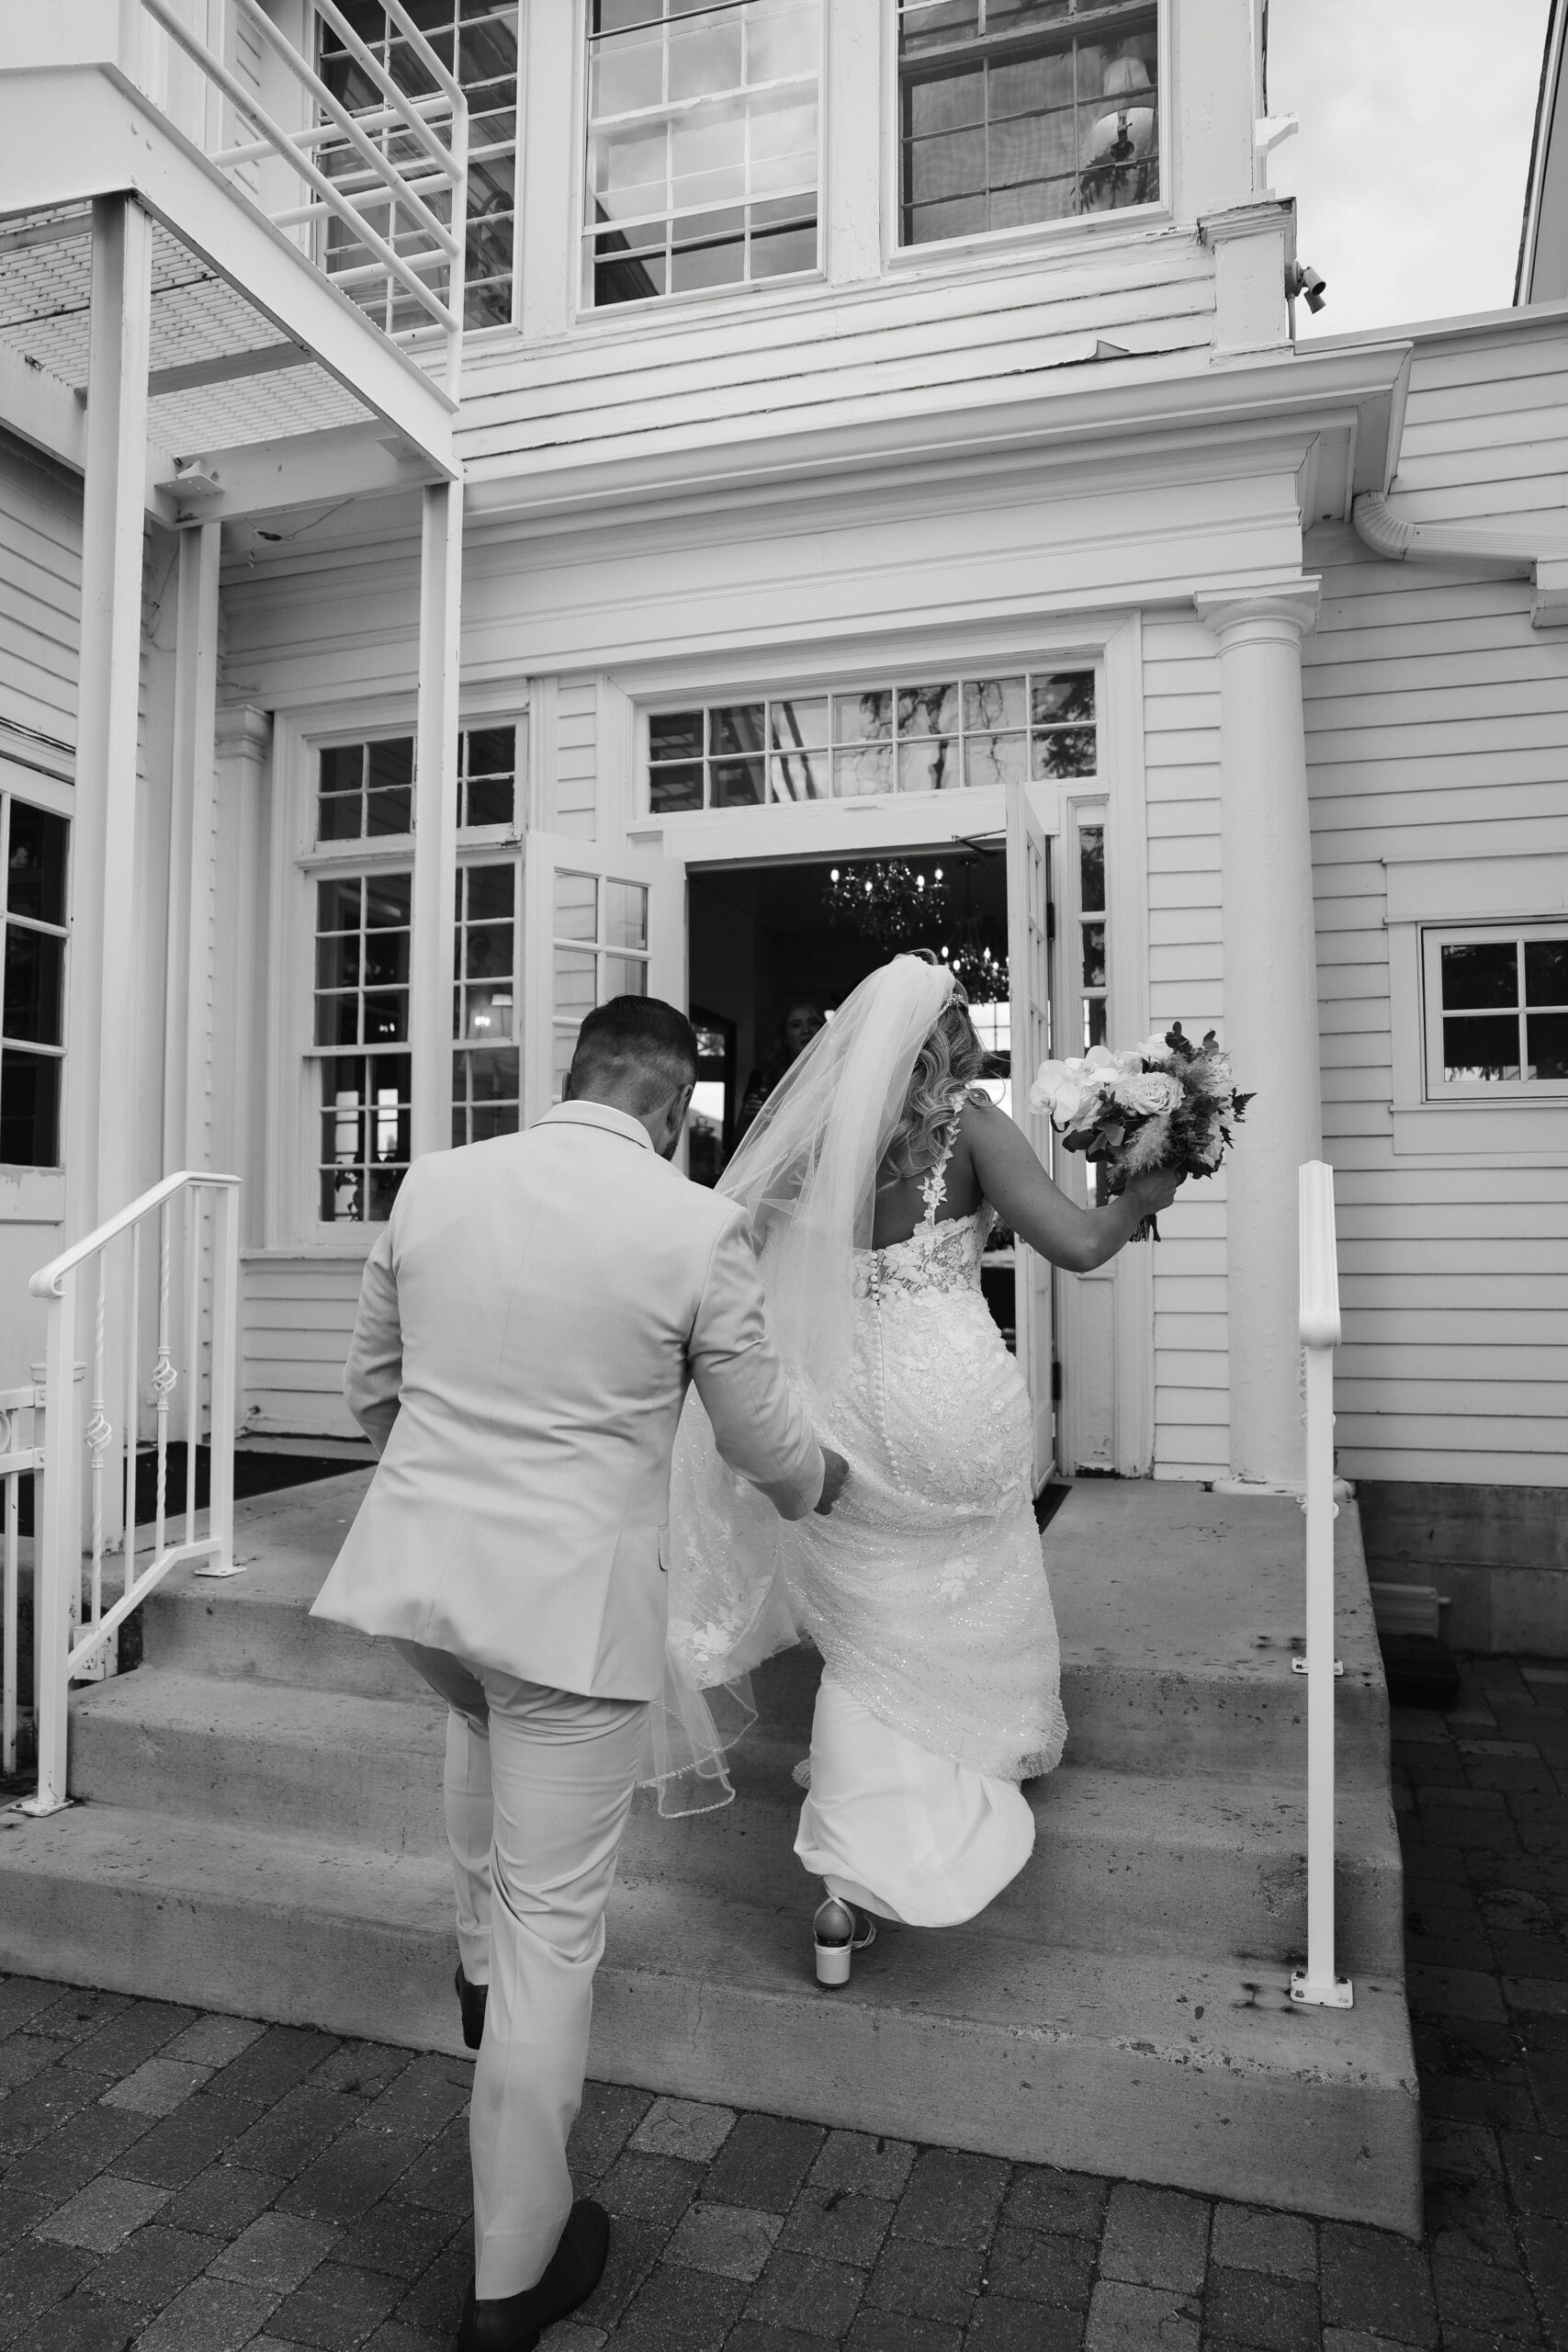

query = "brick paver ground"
[{"left": 1, "top": 1654, "right": 1564, "bottom": 2351}]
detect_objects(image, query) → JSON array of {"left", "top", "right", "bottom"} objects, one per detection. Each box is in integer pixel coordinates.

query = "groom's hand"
[{"left": 814, "top": 1448, "right": 850, "bottom": 1516}]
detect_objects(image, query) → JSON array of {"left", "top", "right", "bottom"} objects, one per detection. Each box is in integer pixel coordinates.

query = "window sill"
[
  {"left": 0, "top": 1167, "right": 66, "bottom": 1223},
  {"left": 884, "top": 201, "right": 1172, "bottom": 278},
  {"left": 1393, "top": 1099, "right": 1568, "bottom": 1159}
]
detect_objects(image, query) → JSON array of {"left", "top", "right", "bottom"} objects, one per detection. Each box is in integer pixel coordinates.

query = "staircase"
[{"left": 0, "top": 1474, "right": 1422, "bottom": 2234}]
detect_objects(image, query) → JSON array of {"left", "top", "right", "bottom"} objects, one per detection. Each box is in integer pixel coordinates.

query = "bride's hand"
[
  {"left": 815, "top": 1447, "right": 850, "bottom": 1516},
  {"left": 1124, "top": 1168, "right": 1182, "bottom": 1217}
]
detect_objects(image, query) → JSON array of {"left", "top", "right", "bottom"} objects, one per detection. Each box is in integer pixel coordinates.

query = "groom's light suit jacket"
[{"left": 311, "top": 1100, "right": 825, "bottom": 1701}]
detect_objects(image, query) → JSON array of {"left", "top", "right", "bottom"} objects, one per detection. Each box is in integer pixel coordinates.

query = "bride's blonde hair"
[{"left": 883, "top": 950, "right": 987, "bottom": 1178}]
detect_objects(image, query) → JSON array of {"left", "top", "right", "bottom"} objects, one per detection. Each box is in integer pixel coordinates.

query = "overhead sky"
[{"left": 1268, "top": 0, "right": 1552, "bottom": 337}]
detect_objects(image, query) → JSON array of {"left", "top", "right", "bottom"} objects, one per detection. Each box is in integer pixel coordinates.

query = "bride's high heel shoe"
[{"left": 814, "top": 1894, "right": 876, "bottom": 1987}]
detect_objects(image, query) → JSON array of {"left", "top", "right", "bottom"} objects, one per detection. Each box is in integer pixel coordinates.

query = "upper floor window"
[
  {"left": 1424, "top": 925, "right": 1568, "bottom": 1098},
  {"left": 315, "top": 722, "right": 523, "bottom": 844},
  {"left": 321, "top": 3, "right": 520, "bottom": 330},
  {"left": 585, "top": 0, "right": 821, "bottom": 308},
  {"left": 897, "top": 0, "right": 1158, "bottom": 248},
  {"left": 2, "top": 793, "right": 68, "bottom": 1170},
  {"left": 647, "top": 669, "right": 1095, "bottom": 812}
]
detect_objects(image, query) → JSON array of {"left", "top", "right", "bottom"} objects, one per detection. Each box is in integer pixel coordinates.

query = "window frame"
[
  {"left": 0, "top": 772, "right": 72, "bottom": 1180},
  {"left": 1420, "top": 921, "right": 1568, "bottom": 1104},
  {"left": 885, "top": 0, "right": 1170, "bottom": 268},
  {"left": 577, "top": 0, "right": 828, "bottom": 317},
  {"left": 273, "top": 703, "right": 530, "bottom": 1250}
]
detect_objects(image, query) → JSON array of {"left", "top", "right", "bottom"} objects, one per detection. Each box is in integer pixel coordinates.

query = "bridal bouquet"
[{"left": 1029, "top": 1024, "right": 1253, "bottom": 1240}]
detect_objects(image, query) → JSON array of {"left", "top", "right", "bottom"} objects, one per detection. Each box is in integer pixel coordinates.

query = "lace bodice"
[{"left": 853, "top": 1105, "right": 992, "bottom": 1302}]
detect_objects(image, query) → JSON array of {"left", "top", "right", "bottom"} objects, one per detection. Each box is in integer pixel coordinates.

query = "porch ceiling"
[{"left": 0, "top": 206, "right": 374, "bottom": 462}]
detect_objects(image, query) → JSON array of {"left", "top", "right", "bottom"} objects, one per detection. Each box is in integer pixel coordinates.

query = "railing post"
[
  {"left": 208, "top": 1184, "right": 239, "bottom": 1573},
  {"left": 1292, "top": 1159, "right": 1353, "bottom": 2009},
  {"left": 22, "top": 1283, "right": 80, "bottom": 1816}
]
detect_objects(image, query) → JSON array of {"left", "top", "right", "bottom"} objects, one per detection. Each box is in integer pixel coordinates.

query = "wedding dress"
[{"left": 660, "top": 954, "right": 1066, "bottom": 1932}]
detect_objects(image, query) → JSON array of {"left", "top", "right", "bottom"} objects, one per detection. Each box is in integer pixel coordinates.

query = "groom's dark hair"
[{"left": 568, "top": 996, "right": 698, "bottom": 1110}]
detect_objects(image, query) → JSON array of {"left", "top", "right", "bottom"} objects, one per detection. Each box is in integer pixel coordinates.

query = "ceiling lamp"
[{"left": 824, "top": 859, "right": 952, "bottom": 951}]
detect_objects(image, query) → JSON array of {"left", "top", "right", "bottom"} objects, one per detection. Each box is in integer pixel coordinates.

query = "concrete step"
[
  {"left": 0, "top": 1800, "right": 1421, "bottom": 2235},
  {"left": 141, "top": 1475, "right": 1393, "bottom": 1783},
  {"left": 65, "top": 1666, "right": 1404, "bottom": 1973}
]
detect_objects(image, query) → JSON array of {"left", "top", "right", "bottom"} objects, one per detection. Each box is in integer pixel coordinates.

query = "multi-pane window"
[
  {"left": 1076, "top": 818, "right": 1106, "bottom": 1052},
  {"left": 320, "top": 2, "right": 519, "bottom": 331},
  {"left": 313, "top": 874, "right": 412, "bottom": 1223},
  {"left": 549, "top": 872, "right": 650, "bottom": 1100},
  {"left": 585, "top": 0, "right": 821, "bottom": 307},
  {"left": 1424, "top": 926, "right": 1568, "bottom": 1093},
  {"left": 453, "top": 863, "right": 519, "bottom": 1145},
  {"left": 1, "top": 794, "right": 68, "bottom": 1169},
  {"left": 898, "top": 0, "right": 1158, "bottom": 247},
  {"left": 648, "top": 671, "right": 1095, "bottom": 812},
  {"left": 457, "top": 725, "right": 520, "bottom": 829},
  {"left": 318, "top": 737, "right": 414, "bottom": 842}
]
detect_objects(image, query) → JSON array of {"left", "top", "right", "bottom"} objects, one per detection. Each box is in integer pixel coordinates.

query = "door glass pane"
[
  {"left": 1440, "top": 940, "right": 1517, "bottom": 1010},
  {"left": 605, "top": 880, "right": 649, "bottom": 950},
  {"left": 1078, "top": 824, "right": 1105, "bottom": 912},
  {"left": 554, "top": 945, "right": 598, "bottom": 1021},
  {"left": 604, "top": 954, "right": 649, "bottom": 999},
  {"left": 555, "top": 873, "right": 598, "bottom": 940}
]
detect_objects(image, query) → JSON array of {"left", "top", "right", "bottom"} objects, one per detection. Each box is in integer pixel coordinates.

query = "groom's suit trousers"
[{"left": 397, "top": 1639, "right": 648, "bottom": 2301}]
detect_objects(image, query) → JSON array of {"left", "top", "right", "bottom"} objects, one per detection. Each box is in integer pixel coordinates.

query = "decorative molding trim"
[{"left": 1196, "top": 579, "right": 1322, "bottom": 639}]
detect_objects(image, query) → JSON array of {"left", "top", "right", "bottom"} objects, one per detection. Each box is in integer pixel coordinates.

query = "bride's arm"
[{"left": 962, "top": 1100, "right": 1180, "bottom": 1272}]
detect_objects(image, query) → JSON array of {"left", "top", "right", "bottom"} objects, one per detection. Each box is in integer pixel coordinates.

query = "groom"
[{"left": 312, "top": 997, "right": 846, "bottom": 2352}]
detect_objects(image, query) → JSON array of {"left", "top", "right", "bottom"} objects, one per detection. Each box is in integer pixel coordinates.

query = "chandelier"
[
  {"left": 824, "top": 859, "right": 951, "bottom": 951},
  {"left": 942, "top": 926, "right": 1009, "bottom": 1001}
]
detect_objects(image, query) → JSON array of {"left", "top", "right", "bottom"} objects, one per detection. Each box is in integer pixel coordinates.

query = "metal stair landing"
[{"left": 0, "top": 1472, "right": 1423, "bottom": 2237}]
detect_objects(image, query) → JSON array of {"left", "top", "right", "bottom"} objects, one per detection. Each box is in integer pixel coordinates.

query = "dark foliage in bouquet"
[{"left": 1030, "top": 1023, "right": 1254, "bottom": 1240}]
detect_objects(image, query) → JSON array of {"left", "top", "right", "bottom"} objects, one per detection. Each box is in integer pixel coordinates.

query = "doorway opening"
[{"left": 686, "top": 849, "right": 1020, "bottom": 1346}]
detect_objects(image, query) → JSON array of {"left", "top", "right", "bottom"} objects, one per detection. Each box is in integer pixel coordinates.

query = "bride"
[{"left": 663, "top": 951, "right": 1180, "bottom": 1982}]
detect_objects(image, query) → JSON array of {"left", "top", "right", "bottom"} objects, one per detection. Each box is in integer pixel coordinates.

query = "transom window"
[
  {"left": 898, "top": 0, "right": 1158, "bottom": 248},
  {"left": 549, "top": 872, "right": 650, "bottom": 1099},
  {"left": 315, "top": 722, "right": 522, "bottom": 842},
  {"left": 321, "top": 1, "right": 519, "bottom": 331},
  {"left": 2, "top": 793, "right": 68, "bottom": 1170},
  {"left": 585, "top": 0, "right": 821, "bottom": 307},
  {"left": 647, "top": 671, "right": 1095, "bottom": 812},
  {"left": 1424, "top": 925, "right": 1568, "bottom": 1096}
]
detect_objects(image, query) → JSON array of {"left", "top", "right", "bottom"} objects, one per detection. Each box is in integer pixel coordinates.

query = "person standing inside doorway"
[{"left": 735, "top": 1000, "right": 826, "bottom": 1144}]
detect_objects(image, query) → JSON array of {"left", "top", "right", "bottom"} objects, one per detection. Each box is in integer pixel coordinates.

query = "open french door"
[
  {"left": 1007, "top": 781, "right": 1056, "bottom": 1489},
  {"left": 523, "top": 831, "right": 684, "bottom": 1125}
]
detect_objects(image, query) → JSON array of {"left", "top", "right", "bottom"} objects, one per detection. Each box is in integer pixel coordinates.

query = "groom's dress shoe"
[
  {"left": 455, "top": 1964, "right": 488, "bottom": 2052},
  {"left": 457, "top": 2200, "right": 610, "bottom": 2351}
]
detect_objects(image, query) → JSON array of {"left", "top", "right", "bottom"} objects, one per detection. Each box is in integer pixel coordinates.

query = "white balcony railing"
[
  {"left": 1291, "top": 1159, "right": 1353, "bottom": 2009},
  {"left": 13, "top": 1173, "right": 240, "bottom": 1817},
  {"left": 130, "top": 0, "right": 468, "bottom": 397}
]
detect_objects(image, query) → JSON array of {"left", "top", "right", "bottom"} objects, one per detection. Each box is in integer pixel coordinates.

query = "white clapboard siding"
[
  {"left": 1141, "top": 612, "right": 1226, "bottom": 1478},
  {"left": 1303, "top": 315, "right": 1568, "bottom": 1489},
  {"left": 243, "top": 1257, "right": 364, "bottom": 1440},
  {"left": 0, "top": 430, "right": 82, "bottom": 742},
  {"left": 555, "top": 680, "right": 597, "bottom": 839}
]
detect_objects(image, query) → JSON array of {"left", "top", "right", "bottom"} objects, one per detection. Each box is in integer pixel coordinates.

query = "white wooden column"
[
  {"left": 410, "top": 477, "right": 463, "bottom": 1159},
  {"left": 66, "top": 196, "right": 152, "bottom": 1240},
  {"left": 163, "top": 521, "right": 221, "bottom": 1176},
  {"left": 1197, "top": 582, "right": 1322, "bottom": 1490}
]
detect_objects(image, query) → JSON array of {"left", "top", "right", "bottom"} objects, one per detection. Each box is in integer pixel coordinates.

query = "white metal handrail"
[
  {"left": 17, "top": 1173, "right": 241, "bottom": 1818},
  {"left": 1291, "top": 1159, "right": 1353, "bottom": 2009},
  {"left": 131, "top": 0, "right": 468, "bottom": 398}
]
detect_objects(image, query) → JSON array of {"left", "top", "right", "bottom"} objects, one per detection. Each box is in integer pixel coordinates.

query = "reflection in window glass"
[
  {"left": 586, "top": 0, "right": 821, "bottom": 305},
  {"left": 2, "top": 793, "right": 69, "bottom": 1168},
  {"left": 319, "top": 1, "right": 520, "bottom": 330},
  {"left": 549, "top": 871, "right": 653, "bottom": 1102},
  {"left": 318, "top": 738, "right": 414, "bottom": 843},
  {"left": 1434, "top": 928, "right": 1568, "bottom": 1087},
  {"left": 313, "top": 873, "right": 412, "bottom": 1220},
  {"left": 649, "top": 670, "right": 1095, "bottom": 810},
  {"left": 898, "top": 0, "right": 1158, "bottom": 246}
]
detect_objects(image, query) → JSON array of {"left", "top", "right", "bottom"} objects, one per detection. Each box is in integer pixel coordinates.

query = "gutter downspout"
[{"left": 1351, "top": 491, "right": 1568, "bottom": 629}]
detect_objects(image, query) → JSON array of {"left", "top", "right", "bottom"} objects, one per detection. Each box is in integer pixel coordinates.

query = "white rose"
[
  {"left": 1114, "top": 1069, "right": 1185, "bottom": 1117},
  {"left": 1135, "top": 1032, "right": 1176, "bottom": 1066}
]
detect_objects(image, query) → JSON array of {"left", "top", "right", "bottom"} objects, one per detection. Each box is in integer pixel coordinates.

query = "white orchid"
[{"left": 1030, "top": 1052, "right": 1120, "bottom": 1126}]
